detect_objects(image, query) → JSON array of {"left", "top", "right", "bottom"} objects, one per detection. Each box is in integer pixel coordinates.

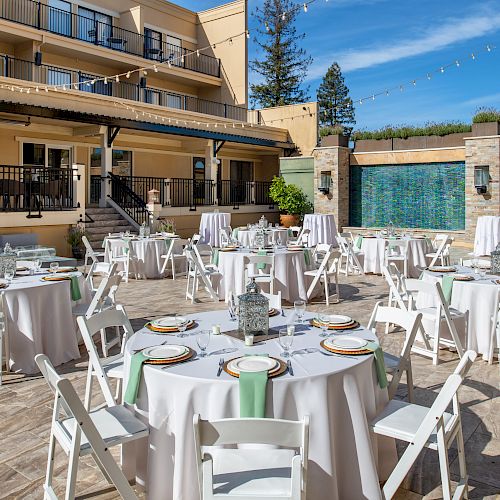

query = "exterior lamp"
[
  {"left": 319, "top": 171, "right": 331, "bottom": 194},
  {"left": 474, "top": 166, "right": 489, "bottom": 194},
  {"left": 147, "top": 189, "right": 160, "bottom": 204}
]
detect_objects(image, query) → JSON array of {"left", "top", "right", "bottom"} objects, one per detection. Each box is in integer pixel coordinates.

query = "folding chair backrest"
[
  {"left": 290, "top": 226, "right": 301, "bottom": 237},
  {"left": 382, "top": 265, "right": 408, "bottom": 310},
  {"left": 82, "top": 235, "right": 95, "bottom": 257},
  {"left": 243, "top": 255, "right": 274, "bottom": 267},
  {"left": 262, "top": 291, "right": 282, "bottom": 309},
  {"left": 460, "top": 258, "right": 490, "bottom": 267},
  {"left": 86, "top": 272, "right": 122, "bottom": 318},
  {"left": 385, "top": 239, "right": 408, "bottom": 253},
  {"left": 298, "top": 228, "right": 310, "bottom": 245}
]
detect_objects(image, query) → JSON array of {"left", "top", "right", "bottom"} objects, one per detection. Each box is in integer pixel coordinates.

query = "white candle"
[
  {"left": 244, "top": 334, "right": 254, "bottom": 346},
  {"left": 287, "top": 325, "right": 295, "bottom": 336},
  {"left": 212, "top": 325, "right": 221, "bottom": 335}
]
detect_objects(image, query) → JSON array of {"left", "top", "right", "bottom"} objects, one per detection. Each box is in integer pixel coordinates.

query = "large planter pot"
[
  {"left": 280, "top": 214, "right": 299, "bottom": 227},
  {"left": 472, "top": 122, "right": 500, "bottom": 137},
  {"left": 72, "top": 246, "right": 84, "bottom": 260},
  {"left": 321, "top": 134, "right": 349, "bottom": 147}
]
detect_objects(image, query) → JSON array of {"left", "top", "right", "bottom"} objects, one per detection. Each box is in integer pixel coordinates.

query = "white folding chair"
[
  {"left": 86, "top": 260, "right": 115, "bottom": 293},
  {"left": 336, "top": 234, "right": 364, "bottom": 276},
  {"left": 459, "top": 257, "right": 491, "bottom": 269},
  {"left": 0, "top": 292, "right": 10, "bottom": 385},
  {"left": 371, "top": 350, "right": 477, "bottom": 500},
  {"left": 289, "top": 227, "right": 310, "bottom": 246},
  {"left": 427, "top": 234, "right": 453, "bottom": 267},
  {"left": 304, "top": 244, "right": 339, "bottom": 305},
  {"left": 384, "top": 239, "right": 409, "bottom": 278},
  {"left": 185, "top": 249, "right": 220, "bottom": 303},
  {"left": 367, "top": 302, "right": 422, "bottom": 401},
  {"left": 193, "top": 414, "right": 309, "bottom": 500},
  {"left": 339, "top": 231, "right": 355, "bottom": 247},
  {"left": 82, "top": 235, "right": 105, "bottom": 273},
  {"left": 35, "top": 354, "right": 147, "bottom": 500},
  {"left": 262, "top": 290, "right": 282, "bottom": 310},
  {"left": 243, "top": 255, "right": 275, "bottom": 294},
  {"left": 289, "top": 226, "right": 301, "bottom": 238},
  {"left": 406, "top": 279, "right": 467, "bottom": 365},
  {"left": 106, "top": 239, "right": 141, "bottom": 283},
  {"left": 382, "top": 264, "right": 409, "bottom": 312},
  {"left": 160, "top": 238, "right": 188, "bottom": 280},
  {"left": 77, "top": 306, "right": 134, "bottom": 410},
  {"left": 192, "top": 233, "right": 214, "bottom": 266},
  {"left": 487, "top": 288, "right": 500, "bottom": 364}
]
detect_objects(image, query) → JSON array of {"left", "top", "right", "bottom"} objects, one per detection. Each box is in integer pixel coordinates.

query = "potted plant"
[
  {"left": 66, "top": 224, "right": 87, "bottom": 260},
  {"left": 269, "top": 176, "right": 313, "bottom": 227}
]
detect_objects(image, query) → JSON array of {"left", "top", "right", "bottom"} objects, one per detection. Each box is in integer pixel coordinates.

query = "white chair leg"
[
  {"left": 455, "top": 423, "right": 469, "bottom": 499},
  {"left": 100, "top": 328, "right": 108, "bottom": 357},
  {"left": 65, "top": 444, "right": 80, "bottom": 500},
  {"left": 406, "top": 363, "right": 414, "bottom": 403},
  {"left": 45, "top": 432, "right": 57, "bottom": 495},
  {"left": 171, "top": 257, "right": 176, "bottom": 280},
  {"left": 436, "top": 425, "right": 452, "bottom": 500},
  {"left": 84, "top": 363, "right": 93, "bottom": 411}
]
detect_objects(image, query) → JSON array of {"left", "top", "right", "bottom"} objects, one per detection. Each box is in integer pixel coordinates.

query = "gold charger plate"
[
  {"left": 427, "top": 267, "right": 456, "bottom": 273},
  {"left": 310, "top": 319, "right": 360, "bottom": 330},
  {"left": 144, "top": 347, "right": 195, "bottom": 365},
  {"left": 223, "top": 356, "right": 287, "bottom": 378},
  {"left": 145, "top": 320, "right": 196, "bottom": 333},
  {"left": 269, "top": 308, "right": 280, "bottom": 317},
  {"left": 42, "top": 276, "right": 72, "bottom": 282},
  {"left": 56, "top": 267, "right": 78, "bottom": 273},
  {"left": 320, "top": 339, "right": 372, "bottom": 356}
]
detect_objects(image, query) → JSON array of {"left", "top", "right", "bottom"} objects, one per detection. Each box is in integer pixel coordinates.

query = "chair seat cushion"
[
  {"left": 416, "top": 307, "right": 465, "bottom": 319},
  {"left": 209, "top": 448, "right": 295, "bottom": 496},
  {"left": 59, "top": 405, "right": 148, "bottom": 454},
  {"left": 370, "top": 399, "right": 453, "bottom": 447}
]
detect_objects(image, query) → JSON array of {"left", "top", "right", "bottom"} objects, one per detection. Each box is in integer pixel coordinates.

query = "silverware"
[
  {"left": 133, "top": 339, "right": 167, "bottom": 353},
  {"left": 287, "top": 359, "right": 294, "bottom": 376},
  {"left": 281, "top": 309, "right": 285, "bottom": 317},
  {"left": 217, "top": 358, "right": 224, "bottom": 377}
]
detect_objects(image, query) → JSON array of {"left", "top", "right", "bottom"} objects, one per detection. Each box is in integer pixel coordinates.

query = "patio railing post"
[
  {"left": 251, "top": 181, "right": 256, "bottom": 204},
  {"left": 165, "top": 178, "right": 171, "bottom": 206}
]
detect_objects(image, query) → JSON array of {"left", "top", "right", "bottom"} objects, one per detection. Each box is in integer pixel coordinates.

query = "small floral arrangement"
[
  {"left": 158, "top": 218, "right": 176, "bottom": 234},
  {"left": 66, "top": 223, "right": 87, "bottom": 248}
]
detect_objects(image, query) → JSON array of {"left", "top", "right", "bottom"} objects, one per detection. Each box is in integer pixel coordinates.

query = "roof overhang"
[{"left": 0, "top": 101, "right": 295, "bottom": 150}]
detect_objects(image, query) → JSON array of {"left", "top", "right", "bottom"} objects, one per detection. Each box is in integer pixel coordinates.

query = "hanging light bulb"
[
  {"left": 35, "top": 86, "right": 39, "bottom": 92},
  {"left": 153, "top": 65, "right": 158, "bottom": 72},
  {"left": 265, "top": 22, "right": 270, "bottom": 32},
  {"left": 471, "top": 52, "right": 476, "bottom": 60},
  {"left": 181, "top": 55, "right": 184, "bottom": 64},
  {"left": 399, "top": 85, "right": 404, "bottom": 92},
  {"left": 372, "top": 94, "right": 375, "bottom": 100},
  {"left": 196, "top": 49, "right": 200, "bottom": 57},
  {"left": 412, "top": 80, "right": 416, "bottom": 86},
  {"left": 126, "top": 71, "right": 131, "bottom": 78},
  {"left": 229, "top": 38, "right": 233, "bottom": 46},
  {"left": 486, "top": 45, "right": 491, "bottom": 52},
  {"left": 440, "top": 67, "right": 445, "bottom": 73},
  {"left": 168, "top": 61, "right": 172, "bottom": 68},
  {"left": 385, "top": 89, "right": 389, "bottom": 96},
  {"left": 427, "top": 73, "right": 432, "bottom": 80},
  {"left": 115, "top": 75, "right": 119, "bottom": 82},
  {"left": 143, "top": 70, "right": 148, "bottom": 76},
  {"left": 303, "top": 3, "right": 308, "bottom": 12},
  {"left": 246, "top": 30, "right": 250, "bottom": 38},
  {"left": 104, "top": 77, "right": 108, "bottom": 85}
]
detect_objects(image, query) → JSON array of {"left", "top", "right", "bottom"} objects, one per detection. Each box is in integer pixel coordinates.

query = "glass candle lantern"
[
  {"left": 491, "top": 243, "right": 500, "bottom": 274},
  {"left": 0, "top": 243, "right": 17, "bottom": 279},
  {"left": 238, "top": 279, "right": 269, "bottom": 336}
]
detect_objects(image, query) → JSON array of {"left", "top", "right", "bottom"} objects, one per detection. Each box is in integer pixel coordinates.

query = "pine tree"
[
  {"left": 317, "top": 62, "right": 355, "bottom": 133},
  {"left": 250, "top": 0, "right": 312, "bottom": 108}
]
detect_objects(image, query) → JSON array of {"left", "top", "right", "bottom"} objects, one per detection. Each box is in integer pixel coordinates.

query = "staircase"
[{"left": 85, "top": 207, "right": 136, "bottom": 250}]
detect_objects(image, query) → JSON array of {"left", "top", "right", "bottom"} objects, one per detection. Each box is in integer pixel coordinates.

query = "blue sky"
[{"left": 176, "top": 0, "right": 500, "bottom": 130}]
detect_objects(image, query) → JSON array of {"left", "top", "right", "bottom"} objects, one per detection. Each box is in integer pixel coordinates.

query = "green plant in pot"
[
  {"left": 66, "top": 224, "right": 87, "bottom": 260},
  {"left": 269, "top": 176, "right": 313, "bottom": 227}
]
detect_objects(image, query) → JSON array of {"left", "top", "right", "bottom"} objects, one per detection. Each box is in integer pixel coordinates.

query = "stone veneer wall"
[
  {"left": 465, "top": 136, "right": 500, "bottom": 240},
  {"left": 313, "top": 146, "right": 350, "bottom": 228}
]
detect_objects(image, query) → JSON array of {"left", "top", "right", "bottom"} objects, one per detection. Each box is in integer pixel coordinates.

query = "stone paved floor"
[{"left": 0, "top": 248, "right": 499, "bottom": 499}]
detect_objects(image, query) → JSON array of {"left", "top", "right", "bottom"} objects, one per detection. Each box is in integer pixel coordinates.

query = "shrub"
[
  {"left": 352, "top": 122, "right": 471, "bottom": 141},
  {"left": 319, "top": 125, "right": 344, "bottom": 137},
  {"left": 269, "top": 176, "right": 313, "bottom": 219},
  {"left": 472, "top": 107, "right": 500, "bottom": 123}
]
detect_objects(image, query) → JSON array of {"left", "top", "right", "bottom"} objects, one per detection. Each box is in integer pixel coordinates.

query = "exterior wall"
[
  {"left": 279, "top": 156, "right": 314, "bottom": 205},
  {"left": 351, "top": 147, "right": 465, "bottom": 165},
  {"left": 465, "top": 136, "right": 500, "bottom": 240}
]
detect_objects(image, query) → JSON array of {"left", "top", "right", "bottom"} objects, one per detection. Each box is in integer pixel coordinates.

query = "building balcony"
[
  {"left": 0, "top": 0, "right": 220, "bottom": 78},
  {"left": 0, "top": 54, "right": 246, "bottom": 121}
]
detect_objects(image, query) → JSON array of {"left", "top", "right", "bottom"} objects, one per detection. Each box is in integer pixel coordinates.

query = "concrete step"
[
  {"left": 86, "top": 207, "right": 117, "bottom": 215},
  {"left": 86, "top": 219, "right": 131, "bottom": 228},
  {"left": 85, "top": 205, "right": 136, "bottom": 249},
  {"left": 87, "top": 213, "right": 126, "bottom": 222}
]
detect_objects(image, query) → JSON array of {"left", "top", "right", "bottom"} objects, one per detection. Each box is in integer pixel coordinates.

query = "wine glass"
[
  {"left": 4, "top": 270, "right": 14, "bottom": 284},
  {"left": 318, "top": 313, "right": 330, "bottom": 338},
  {"left": 196, "top": 330, "right": 211, "bottom": 357},
  {"left": 279, "top": 328, "right": 294, "bottom": 358},
  {"left": 294, "top": 300, "right": 306, "bottom": 323},
  {"left": 33, "top": 259, "right": 41, "bottom": 274},
  {"left": 176, "top": 315, "right": 189, "bottom": 338},
  {"left": 49, "top": 262, "right": 59, "bottom": 275}
]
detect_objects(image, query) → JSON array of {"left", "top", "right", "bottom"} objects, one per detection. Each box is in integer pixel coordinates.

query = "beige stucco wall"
[{"left": 351, "top": 147, "right": 466, "bottom": 165}]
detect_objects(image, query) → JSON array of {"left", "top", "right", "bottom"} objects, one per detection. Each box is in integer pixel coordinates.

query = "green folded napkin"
[
  {"left": 257, "top": 249, "right": 267, "bottom": 270},
  {"left": 303, "top": 248, "right": 311, "bottom": 266},
  {"left": 366, "top": 341, "right": 388, "bottom": 389},
  {"left": 441, "top": 275, "right": 455, "bottom": 303},
  {"left": 239, "top": 359, "right": 269, "bottom": 418},
  {"left": 211, "top": 248, "right": 220, "bottom": 266},
  {"left": 288, "top": 228, "right": 293, "bottom": 237},
  {"left": 355, "top": 235, "right": 363, "bottom": 250},
  {"left": 124, "top": 351, "right": 148, "bottom": 405},
  {"left": 232, "top": 228, "right": 239, "bottom": 239},
  {"left": 70, "top": 276, "right": 81, "bottom": 302}
]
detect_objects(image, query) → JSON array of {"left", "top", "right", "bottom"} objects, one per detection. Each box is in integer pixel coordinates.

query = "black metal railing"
[
  {"left": 255, "top": 181, "right": 273, "bottom": 205},
  {"left": 0, "top": 54, "right": 246, "bottom": 121},
  {"left": 168, "top": 178, "right": 215, "bottom": 209},
  {"left": 0, "top": 165, "right": 77, "bottom": 215},
  {"left": 108, "top": 173, "right": 151, "bottom": 226},
  {"left": 90, "top": 174, "right": 101, "bottom": 205},
  {"left": 0, "top": 0, "right": 221, "bottom": 78},
  {"left": 218, "top": 180, "right": 252, "bottom": 207},
  {"left": 118, "top": 175, "right": 165, "bottom": 205}
]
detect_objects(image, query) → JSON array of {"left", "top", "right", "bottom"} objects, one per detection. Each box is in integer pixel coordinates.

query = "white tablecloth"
[
  {"left": 217, "top": 248, "right": 317, "bottom": 303},
  {"left": 361, "top": 237, "right": 433, "bottom": 277},
  {"left": 302, "top": 214, "right": 338, "bottom": 247},
  {"left": 104, "top": 237, "right": 183, "bottom": 279},
  {"left": 474, "top": 216, "right": 500, "bottom": 256},
  {"left": 3, "top": 272, "right": 91, "bottom": 374},
  {"left": 199, "top": 212, "right": 231, "bottom": 247},
  {"left": 123, "top": 311, "right": 397, "bottom": 500},
  {"left": 236, "top": 228, "right": 289, "bottom": 247},
  {"left": 419, "top": 266, "right": 500, "bottom": 357}
]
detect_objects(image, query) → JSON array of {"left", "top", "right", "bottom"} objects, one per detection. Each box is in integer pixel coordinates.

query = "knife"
[
  {"left": 287, "top": 359, "right": 294, "bottom": 376},
  {"left": 217, "top": 358, "right": 224, "bottom": 377}
]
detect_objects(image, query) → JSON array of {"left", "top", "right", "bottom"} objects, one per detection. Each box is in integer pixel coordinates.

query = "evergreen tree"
[
  {"left": 317, "top": 62, "right": 355, "bottom": 133},
  {"left": 250, "top": 0, "right": 312, "bottom": 108}
]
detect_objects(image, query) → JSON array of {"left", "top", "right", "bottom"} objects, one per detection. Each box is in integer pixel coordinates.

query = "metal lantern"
[
  {"left": 0, "top": 243, "right": 17, "bottom": 278},
  {"left": 147, "top": 189, "right": 160, "bottom": 204},
  {"left": 238, "top": 279, "right": 269, "bottom": 336},
  {"left": 491, "top": 243, "right": 500, "bottom": 273}
]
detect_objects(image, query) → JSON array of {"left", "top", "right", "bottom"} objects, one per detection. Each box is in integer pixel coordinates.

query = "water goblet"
[
  {"left": 4, "top": 270, "right": 14, "bottom": 284},
  {"left": 294, "top": 300, "right": 306, "bottom": 324},
  {"left": 318, "top": 313, "right": 330, "bottom": 337},
  {"left": 279, "top": 328, "right": 294, "bottom": 358},
  {"left": 196, "top": 330, "right": 211, "bottom": 357},
  {"left": 49, "top": 262, "right": 59, "bottom": 275},
  {"left": 33, "top": 259, "right": 41, "bottom": 274},
  {"left": 176, "top": 317, "right": 189, "bottom": 338}
]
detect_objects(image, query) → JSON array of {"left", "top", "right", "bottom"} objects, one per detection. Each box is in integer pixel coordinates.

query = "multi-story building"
[{"left": 0, "top": 0, "right": 317, "bottom": 253}]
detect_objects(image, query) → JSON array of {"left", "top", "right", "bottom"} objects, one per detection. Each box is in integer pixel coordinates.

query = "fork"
[
  {"left": 217, "top": 358, "right": 224, "bottom": 376},
  {"left": 133, "top": 339, "right": 167, "bottom": 353}
]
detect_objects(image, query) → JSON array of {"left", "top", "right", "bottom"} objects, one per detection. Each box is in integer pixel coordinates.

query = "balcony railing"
[
  {"left": 0, "top": 165, "right": 78, "bottom": 216},
  {"left": 0, "top": 0, "right": 221, "bottom": 78},
  {"left": 0, "top": 55, "right": 246, "bottom": 121}
]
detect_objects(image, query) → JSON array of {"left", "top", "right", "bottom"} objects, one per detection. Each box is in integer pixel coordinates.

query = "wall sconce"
[
  {"left": 319, "top": 171, "right": 331, "bottom": 194},
  {"left": 474, "top": 165, "right": 489, "bottom": 194},
  {"left": 147, "top": 189, "right": 160, "bottom": 204}
]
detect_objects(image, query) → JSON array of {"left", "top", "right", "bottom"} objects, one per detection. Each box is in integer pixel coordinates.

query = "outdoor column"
[
  {"left": 100, "top": 128, "right": 113, "bottom": 208},
  {"left": 205, "top": 140, "right": 217, "bottom": 205}
]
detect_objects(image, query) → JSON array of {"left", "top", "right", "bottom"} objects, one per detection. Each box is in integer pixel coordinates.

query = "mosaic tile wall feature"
[{"left": 349, "top": 162, "right": 465, "bottom": 230}]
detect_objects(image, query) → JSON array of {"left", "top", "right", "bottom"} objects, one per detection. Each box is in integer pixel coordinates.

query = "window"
[
  {"left": 144, "top": 88, "right": 161, "bottom": 105},
  {"left": 79, "top": 73, "right": 112, "bottom": 96},
  {"left": 144, "top": 28, "right": 162, "bottom": 60},
  {"left": 166, "top": 93, "right": 183, "bottom": 110},
  {"left": 49, "top": 0, "right": 72, "bottom": 36},
  {"left": 230, "top": 160, "right": 254, "bottom": 182},
  {"left": 22, "top": 143, "right": 71, "bottom": 169},
  {"left": 91, "top": 149, "right": 132, "bottom": 177},
  {"left": 166, "top": 36, "right": 183, "bottom": 67},
  {"left": 48, "top": 68, "right": 71, "bottom": 87},
  {"left": 23, "top": 143, "right": 45, "bottom": 167},
  {"left": 78, "top": 6, "right": 112, "bottom": 46}
]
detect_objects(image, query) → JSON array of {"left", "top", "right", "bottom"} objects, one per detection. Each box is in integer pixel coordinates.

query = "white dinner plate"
[
  {"left": 151, "top": 316, "right": 188, "bottom": 328},
  {"left": 142, "top": 345, "right": 188, "bottom": 360},
  {"left": 322, "top": 314, "right": 353, "bottom": 325},
  {"left": 453, "top": 273, "right": 474, "bottom": 281},
  {"left": 327, "top": 336, "right": 368, "bottom": 350},
  {"left": 227, "top": 356, "right": 278, "bottom": 374}
]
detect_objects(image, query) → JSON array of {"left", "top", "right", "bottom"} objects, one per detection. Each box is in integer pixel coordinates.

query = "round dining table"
[
  {"left": 104, "top": 236, "right": 183, "bottom": 279},
  {"left": 418, "top": 265, "right": 500, "bottom": 358},
  {"left": 236, "top": 227, "right": 290, "bottom": 247},
  {"left": 360, "top": 236, "right": 433, "bottom": 277},
  {"left": 199, "top": 212, "right": 231, "bottom": 247},
  {"left": 216, "top": 247, "right": 317, "bottom": 303},
  {"left": 474, "top": 215, "right": 500, "bottom": 256},
  {"left": 2, "top": 270, "right": 91, "bottom": 374},
  {"left": 123, "top": 311, "right": 397, "bottom": 500},
  {"left": 302, "top": 213, "right": 338, "bottom": 247}
]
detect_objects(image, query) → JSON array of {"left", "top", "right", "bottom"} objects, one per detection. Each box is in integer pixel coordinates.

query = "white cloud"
[
  {"left": 308, "top": 10, "right": 500, "bottom": 79},
  {"left": 460, "top": 92, "right": 500, "bottom": 108}
]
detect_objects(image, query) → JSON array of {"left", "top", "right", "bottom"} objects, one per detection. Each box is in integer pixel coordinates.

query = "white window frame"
[{"left": 19, "top": 140, "right": 73, "bottom": 169}]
